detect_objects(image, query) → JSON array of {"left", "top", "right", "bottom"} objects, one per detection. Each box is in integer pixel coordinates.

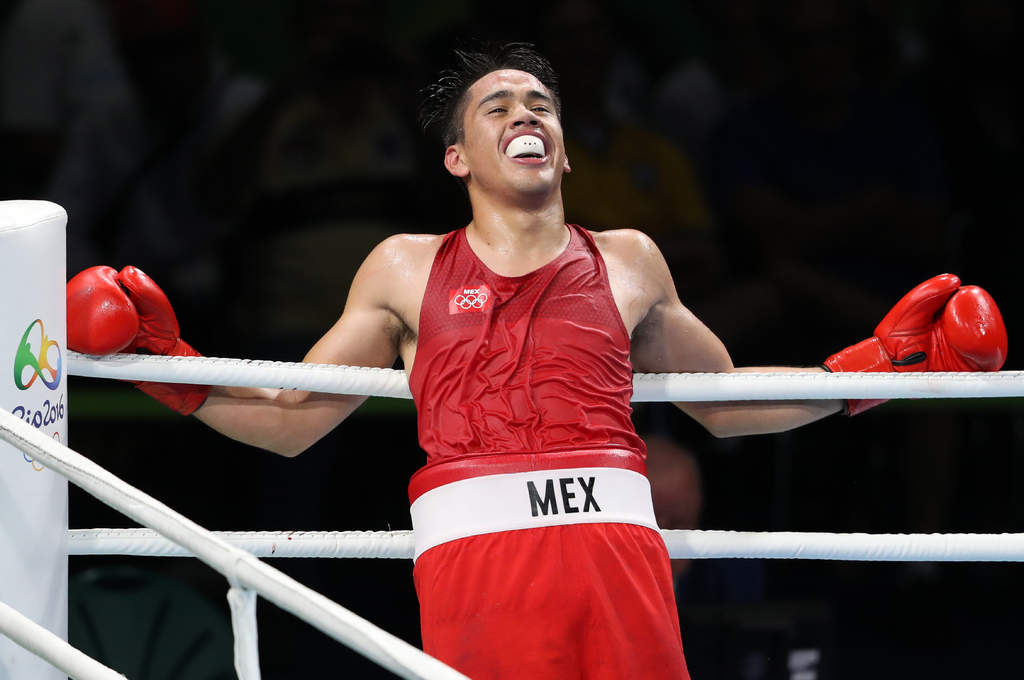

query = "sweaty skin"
[{"left": 194, "top": 69, "right": 840, "bottom": 455}]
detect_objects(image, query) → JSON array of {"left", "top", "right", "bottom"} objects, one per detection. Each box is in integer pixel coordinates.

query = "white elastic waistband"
[{"left": 409, "top": 466, "right": 658, "bottom": 560}]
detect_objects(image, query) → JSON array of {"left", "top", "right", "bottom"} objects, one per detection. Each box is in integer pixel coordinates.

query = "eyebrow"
[{"left": 476, "top": 89, "right": 554, "bottom": 110}]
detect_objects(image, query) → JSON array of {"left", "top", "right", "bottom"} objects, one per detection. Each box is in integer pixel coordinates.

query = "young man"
[{"left": 68, "top": 44, "right": 1006, "bottom": 679}]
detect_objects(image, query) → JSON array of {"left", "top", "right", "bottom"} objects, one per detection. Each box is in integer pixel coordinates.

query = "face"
[{"left": 444, "top": 69, "right": 571, "bottom": 202}]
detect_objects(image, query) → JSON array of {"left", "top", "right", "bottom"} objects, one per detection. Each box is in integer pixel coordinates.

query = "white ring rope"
[
  {"left": 27, "top": 352, "right": 1022, "bottom": 676},
  {"left": 70, "top": 529, "right": 418, "bottom": 559},
  {"left": 68, "top": 352, "right": 1024, "bottom": 401},
  {"left": 67, "top": 528, "right": 1024, "bottom": 562},
  {"left": 69, "top": 352, "right": 414, "bottom": 399},
  {"left": 0, "top": 407, "right": 467, "bottom": 680},
  {"left": 0, "top": 600, "right": 125, "bottom": 680}
]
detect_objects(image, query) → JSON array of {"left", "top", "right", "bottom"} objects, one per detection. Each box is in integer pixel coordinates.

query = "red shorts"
[{"left": 414, "top": 522, "right": 690, "bottom": 679}]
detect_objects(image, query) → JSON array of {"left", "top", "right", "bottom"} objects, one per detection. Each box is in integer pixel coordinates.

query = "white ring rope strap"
[
  {"left": 67, "top": 352, "right": 1024, "bottom": 401},
  {"left": 67, "top": 528, "right": 1024, "bottom": 562},
  {"left": 0, "top": 407, "right": 467, "bottom": 680}
]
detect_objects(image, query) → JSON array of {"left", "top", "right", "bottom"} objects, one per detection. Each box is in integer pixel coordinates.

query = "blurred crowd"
[
  {"left": 2, "top": 0, "right": 1019, "bottom": 362},
  {"left": 3, "top": 0, "right": 1022, "bottom": 677}
]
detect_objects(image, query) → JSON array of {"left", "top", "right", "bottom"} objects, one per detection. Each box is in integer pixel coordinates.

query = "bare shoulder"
[
  {"left": 352, "top": 233, "right": 444, "bottom": 299},
  {"left": 582, "top": 230, "right": 730, "bottom": 373},
  {"left": 363, "top": 232, "right": 445, "bottom": 274},
  {"left": 589, "top": 228, "right": 675, "bottom": 335},
  {"left": 590, "top": 228, "right": 663, "bottom": 264},
  {"left": 346, "top": 232, "right": 445, "bottom": 336},
  {"left": 591, "top": 228, "right": 674, "bottom": 299},
  {"left": 591, "top": 228, "right": 672, "bottom": 290}
]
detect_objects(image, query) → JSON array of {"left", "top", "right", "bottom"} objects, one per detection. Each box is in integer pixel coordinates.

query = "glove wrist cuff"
[
  {"left": 135, "top": 339, "right": 206, "bottom": 415},
  {"left": 824, "top": 338, "right": 892, "bottom": 416},
  {"left": 170, "top": 338, "right": 202, "bottom": 358},
  {"left": 824, "top": 337, "right": 891, "bottom": 373}
]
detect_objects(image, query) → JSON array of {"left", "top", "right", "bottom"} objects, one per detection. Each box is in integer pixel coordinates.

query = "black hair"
[{"left": 419, "top": 42, "right": 562, "bottom": 147}]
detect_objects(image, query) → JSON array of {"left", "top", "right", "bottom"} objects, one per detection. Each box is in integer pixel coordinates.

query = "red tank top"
[{"left": 409, "top": 224, "right": 646, "bottom": 472}]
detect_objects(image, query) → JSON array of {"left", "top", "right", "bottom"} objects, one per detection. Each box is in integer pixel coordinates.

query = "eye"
[
  {"left": 532, "top": 106, "right": 550, "bottom": 113},
  {"left": 488, "top": 107, "right": 507, "bottom": 114}
]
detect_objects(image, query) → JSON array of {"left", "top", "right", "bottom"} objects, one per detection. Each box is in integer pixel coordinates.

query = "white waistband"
[{"left": 409, "top": 466, "right": 658, "bottom": 560}]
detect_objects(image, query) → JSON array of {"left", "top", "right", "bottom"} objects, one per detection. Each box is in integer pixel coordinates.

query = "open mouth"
[{"left": 505, "top": 135, "right": 546, "bottom": 160}]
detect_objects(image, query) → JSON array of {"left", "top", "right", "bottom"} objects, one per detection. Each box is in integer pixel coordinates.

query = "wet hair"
[{"left": 419, "top": 42, "right": 562, "bottom": 147}]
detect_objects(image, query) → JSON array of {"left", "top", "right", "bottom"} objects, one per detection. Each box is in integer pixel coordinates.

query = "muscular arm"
[
  {"left": 671, "top": 367, "right": 840, "bottom": 438},
  {"left": 618, "top": 231, "right": 841, "bottom": 437},
  {"left": 194, "top": 236, "right": 423, "bottom": 456}
]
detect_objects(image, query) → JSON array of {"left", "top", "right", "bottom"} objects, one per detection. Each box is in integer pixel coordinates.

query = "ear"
[
  {"left": 563, "top": 154, "right": 571, "bottom": 174},
  {"left": 444, "top": 144, "right": 470, "bottom": 179}
]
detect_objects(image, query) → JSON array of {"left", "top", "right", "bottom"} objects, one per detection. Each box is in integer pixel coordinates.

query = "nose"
[
  {"left": 510, "top": 103, "right": 540, "bottom": 128},
  {"left": 511, "top": 117, "right": 541, "bottom": 130}
]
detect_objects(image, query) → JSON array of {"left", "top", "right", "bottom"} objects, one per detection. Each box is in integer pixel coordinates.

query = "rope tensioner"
[{"left": 68, "top": 352, "right": 1024, "bottom": 401}]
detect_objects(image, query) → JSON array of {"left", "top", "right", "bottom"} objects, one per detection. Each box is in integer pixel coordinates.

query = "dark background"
[{"left": 3, "top": 0, "right": 1023, "bottom": 677}]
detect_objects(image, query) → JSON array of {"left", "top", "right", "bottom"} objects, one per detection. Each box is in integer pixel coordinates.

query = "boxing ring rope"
[
  {"left": 0, "top": 601, "right": 125, "bottom": 680},
  {"left": 8, "top": 353, "right": 1021, "bottom": 678},
  {"left": 67, "top": 527, "right": 1024, "bottom": 562},
  {"left": 62, "top": 353, "right": 1024, "bottom": 565},
  {"left": 0, "top": 406, "right": 467, "bottom": 680},
  {"left": 67, "top": 352, "right": 1024, "bottom": 401}
]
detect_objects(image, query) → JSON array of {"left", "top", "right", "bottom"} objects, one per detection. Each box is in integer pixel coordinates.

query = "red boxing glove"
[
  {"left": 115, "top": 266, "right": 210, "bottom": 415},
  {"left": 67, "top": 266, "right": 140, "bottom": 355},
  {"left": 825, "top": 273, "right": 1008, "bottom": 415}
]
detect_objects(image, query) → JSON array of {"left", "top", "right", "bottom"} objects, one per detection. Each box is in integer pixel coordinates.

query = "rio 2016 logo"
[
  {"left": 14, "top": 319, "right": 62, "bottom": 391},
  {"left": 10, "top": 319, "right": 64, "bottom": 472}
]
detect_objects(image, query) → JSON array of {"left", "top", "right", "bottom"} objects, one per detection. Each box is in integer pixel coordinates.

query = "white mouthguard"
[{"left": 505, "top": 135, "right": 546, "bottom": 158}]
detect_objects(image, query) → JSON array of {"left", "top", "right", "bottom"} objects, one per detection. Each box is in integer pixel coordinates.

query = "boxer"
[{"left": 67, "top": 43, "right": 1007, "bottom": 679}]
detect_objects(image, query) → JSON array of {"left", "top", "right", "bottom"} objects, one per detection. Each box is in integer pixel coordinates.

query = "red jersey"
[
  {"left": 406, "top": 224, "right": 689, "bottom": 679},
  {"left": 409, "top": 223, "right": 646, "bottom": 467}
]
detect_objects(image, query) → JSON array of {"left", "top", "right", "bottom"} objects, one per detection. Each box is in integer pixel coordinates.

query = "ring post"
[{"left": 0, "top": 201, "right": 68, "bottom": 680}]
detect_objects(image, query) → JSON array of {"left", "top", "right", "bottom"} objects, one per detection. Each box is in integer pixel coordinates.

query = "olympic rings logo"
[
  {"left": 14, "top": 319, "right": 62, "bottom": 391},
  {"left": 21, "top": 432, "right": 59, "bottom": 472},
  {"left": 23, "top": 452, "right": 44, "bottom": 471},
  {"left": 453, "top": 292, "right": 489, "bottom": 310},
  {"left": 449, "top": 284, "right": 493, "bottom": 315}
]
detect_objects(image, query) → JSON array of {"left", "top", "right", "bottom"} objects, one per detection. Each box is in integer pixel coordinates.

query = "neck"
[
  {"left": 463, "top": 192, "right": 570, "bottom": 276},
  {"left": 466, "top": 186, "right": 567, "bottom": 248}
]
